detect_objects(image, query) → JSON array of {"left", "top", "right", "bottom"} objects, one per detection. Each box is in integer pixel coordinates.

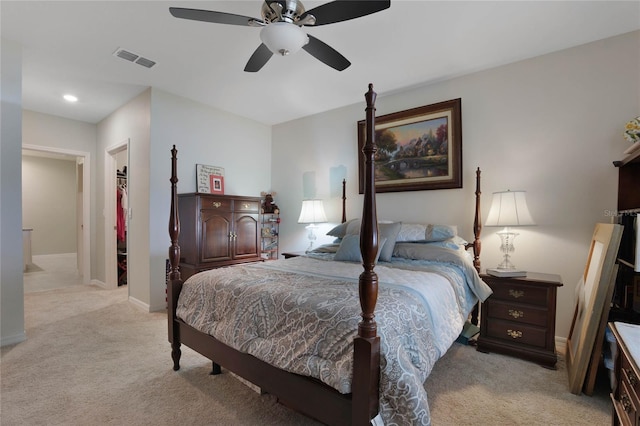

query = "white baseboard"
[
  {"left": 1, "top": 331, "right": 27, "bottom": 347},
  {"left": 91, "top": 279, "right": 108, "bottom": 289},
  {"left": 128, "top": 295, "right": 150, "bottom": 312},
  {"left": 555, "top": 336, "right": 567, "bottom": 356}
]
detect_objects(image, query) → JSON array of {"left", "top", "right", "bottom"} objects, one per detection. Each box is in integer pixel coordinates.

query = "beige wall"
[
  {"left": 95, "top": 88, "right": 272, "bottom": 311},
  {"left": 22, "top": 110, "right": 98, "bottom": 277},
  {"left": 1, "top": 38, "right": 25, "bottom": 345},
  {"left": 97, "top": 89, "right": 151, "bottom": 306},
  {"left": 272, "top": 31, "right": 640, "bottom": 340},
  {"left": 148, "top": 89, "right": 272, "bottom": 311},
  {"left": 22, "top": 155, "right": 77, "bottom": 255}
]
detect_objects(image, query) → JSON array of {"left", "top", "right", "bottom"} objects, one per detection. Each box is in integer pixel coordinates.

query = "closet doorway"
[
  {"left": 105, "top": 141, "right": 129, "bottom": 290},
  {"left": 21, "top": 144, "right": 91, "bottom": 284}
]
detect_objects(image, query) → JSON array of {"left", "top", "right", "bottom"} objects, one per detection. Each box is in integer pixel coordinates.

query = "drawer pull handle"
[
  {"left": 509, "top": 289, "right": 524, "bottom": 299},
  {"left": 508, "top": 309, "right": 524, "bottom": 319},
  {"left": 621, "top": 391, "right": 632, "bottom": 412},
  {"left": 506, "top": 329, "right": 523, "bottom": 339},
  {"left": 212, "top": 201, "right": 222, "bottom": 208},
  {"left": 242, "top": 203, "right": 250, "bottom": 209},
  {"left": 626, "top": 369, "right": 638, "bottom": 386}
]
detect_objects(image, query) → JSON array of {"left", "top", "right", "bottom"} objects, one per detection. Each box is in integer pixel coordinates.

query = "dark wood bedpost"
[
  {"left": 352, "top": 83, "right": 381, "bottom": 425},
  {"left": 472, "top": 167, "right": 482, "bottom": 272},
  {"left": 468, "top": 167, "right": 482, "bottom": 327},
  {"left": 168, "top": 145, "right": 182, "bottom": 371},
  {"left": 341, "top": 178, "right": 347, "bottom": 224}
]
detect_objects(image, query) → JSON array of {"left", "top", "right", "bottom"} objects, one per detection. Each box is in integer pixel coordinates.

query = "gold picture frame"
[{"left": 566, "top": 222, "right": 623, "bottom": 394}]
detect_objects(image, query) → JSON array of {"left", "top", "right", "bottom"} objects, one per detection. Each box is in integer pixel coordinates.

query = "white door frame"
[
  {"left": 105, "top": 140, "right": 129, "bottom": 289},
  {"left": 22, "top": 144, "right": 91, "bottom": 284}
]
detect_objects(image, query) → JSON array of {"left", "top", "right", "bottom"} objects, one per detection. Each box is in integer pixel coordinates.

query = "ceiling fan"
[{"left": 169, "top": 0, "right": 391, "bottom": 72}]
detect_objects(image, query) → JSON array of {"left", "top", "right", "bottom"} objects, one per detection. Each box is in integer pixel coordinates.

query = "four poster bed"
[{"left": 167, "top": 84, "right": 491, "bottom": 425}]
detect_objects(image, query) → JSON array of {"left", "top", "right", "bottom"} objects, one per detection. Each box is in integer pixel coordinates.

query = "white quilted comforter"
[{"left": 177, "top": 255, "right": 491, "bottom": 425}]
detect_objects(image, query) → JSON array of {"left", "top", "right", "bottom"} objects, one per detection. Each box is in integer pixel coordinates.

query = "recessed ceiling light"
[{"left": 63, "top": 94, "right": 78, "bottom": 103}]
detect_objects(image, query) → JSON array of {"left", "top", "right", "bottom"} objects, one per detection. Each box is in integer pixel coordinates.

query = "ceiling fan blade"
[
  {"left": 169, "top": 7, "right": 264, "bottom": 26},
  {"left": 244, "top": 44, "right": 274, "bottom": 72},
  {"left": 301, "top": 0, "right": 390, "bottom": 26},
  {"left": 302, "top": 35, "right": 350, "bottom": 71}
]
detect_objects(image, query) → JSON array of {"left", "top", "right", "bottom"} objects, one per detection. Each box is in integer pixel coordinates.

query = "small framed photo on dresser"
[{"left": 210, "top": 175, "right": 224, "bottom": 195}]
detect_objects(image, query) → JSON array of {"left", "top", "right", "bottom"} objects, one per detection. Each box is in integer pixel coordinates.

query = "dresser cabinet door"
[
  {"left": 234, "top": 213, "right": 259, "bottom": 259},
  {"left": 200, "top": 210, "right": 232, "bottom": 262}
]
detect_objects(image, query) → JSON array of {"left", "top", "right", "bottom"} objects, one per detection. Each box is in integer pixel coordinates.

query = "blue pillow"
[
  {"left": 326, "top": 219, "right": 357, "bottom": 238},
  {"left": 377, "top": 222, "right": 402, "bottom": 261},
  {"left": 334, "top": 234, "right": 386, "bottom": 263},
  {"left": 345, "top": 221, "right": 401, "bottom": 262}
]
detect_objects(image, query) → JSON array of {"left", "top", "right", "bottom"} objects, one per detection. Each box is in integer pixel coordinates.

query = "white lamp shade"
[
  {"left": 485, "top": 190, "right": 535, "bottom": 227},
  {"left": 260, "top": 22, "right": 309, "bottom": 56},
  {"left": 298, "top": 199, "right": 327, "bottom": 224}
]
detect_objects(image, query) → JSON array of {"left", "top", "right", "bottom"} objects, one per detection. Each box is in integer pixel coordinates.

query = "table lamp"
[
  {"left": 485, "top": 190, "right": 535, "bottom": 275},
  {"left": 298, "top": 199, "right": 327, "bottom": 252}
]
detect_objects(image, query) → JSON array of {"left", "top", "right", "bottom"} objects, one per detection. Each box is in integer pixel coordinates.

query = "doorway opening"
[{"left": 21, "top": 144, "right": 91, "bottom": 286}]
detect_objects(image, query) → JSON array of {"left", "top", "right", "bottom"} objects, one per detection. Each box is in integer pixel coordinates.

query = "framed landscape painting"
[{"left": 358, "top": 98, "right": 462, "bottom": 193}]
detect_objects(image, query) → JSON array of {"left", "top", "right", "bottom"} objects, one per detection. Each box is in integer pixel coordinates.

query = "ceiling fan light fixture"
[{"left": 260, "top": 22, "right": 308, "bottom": 56}]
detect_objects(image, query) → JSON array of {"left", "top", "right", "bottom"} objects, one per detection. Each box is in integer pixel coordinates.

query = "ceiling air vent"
[
  {"left": 113, "top": 48, "right": 156, "bottom": 69},
  {"left": 135, "top": 57, "right": 156, "bottom": 68}
]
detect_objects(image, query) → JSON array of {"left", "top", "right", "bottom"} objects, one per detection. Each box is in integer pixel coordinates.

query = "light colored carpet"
[
  {"left": 24, "top": 253, "right": 83, "bottom": 293},
  {"left": 1, "top": 284, "right": 611, "bottom": 425}
]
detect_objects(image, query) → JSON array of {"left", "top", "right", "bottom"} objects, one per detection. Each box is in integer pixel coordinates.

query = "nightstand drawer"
[
  {"left": 489, "top": 282, "right": 548, "bottom": 306},
  {"left": 486, "top": 300, "right": 548, "bottom": 327},
  {"left": 485, "top": 319, "right": 548, "bottom": 349}
]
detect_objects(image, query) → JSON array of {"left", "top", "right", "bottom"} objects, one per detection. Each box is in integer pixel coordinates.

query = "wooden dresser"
[
  {"left": 609, "top": 322, "right": 640, "bottom": 426},
  {"left": 177, "top": 193, "right": 262, "bottom": 280},
  {"left": 477, "top": 272, "right": 563, "bottom": 369}
]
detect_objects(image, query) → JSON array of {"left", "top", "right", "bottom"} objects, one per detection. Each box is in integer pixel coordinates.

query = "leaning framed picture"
[
  {"left": 357, "top": 98, "right": 462, "bottom": 193},
  {"left": 565, "top": 222, "right": 623, "bottom": 394}
]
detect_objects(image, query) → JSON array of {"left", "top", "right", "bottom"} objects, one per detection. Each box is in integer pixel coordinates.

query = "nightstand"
[
  {"left": 477, "top": 272, "right": 563, "bottom": 369},
  {"left": 282, "top": 252, "right": 305, "bottom": 259}
]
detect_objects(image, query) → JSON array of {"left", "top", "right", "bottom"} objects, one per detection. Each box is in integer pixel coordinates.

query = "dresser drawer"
[
  {"left": 618, "top": 377, "right": 638, "bottom": 426},
  {"left": 200, "top": 197, "right": 232, "bottom": 211},
  {"left": 234, "top": 199, "right": 260, "bottom": 212},
  {"left": 622, "top": 353, "right": 640, "bottom": 405},
  {"left": 489, "top": 282, "right": 549, "bottom": 307},
  {"left": 486, "top": 299, "right": 548, "bottom": 327},
  {"left": 485, "top": 319, "right": 548, "bottom": 349}
]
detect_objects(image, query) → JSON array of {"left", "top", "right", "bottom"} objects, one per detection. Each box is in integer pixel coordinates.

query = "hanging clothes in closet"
[
  {"left": 116, "top": 168, "right": 127, "bottom": 243},
  {"left": 117, "top": 167, "right": 128, "bottom": 286}
]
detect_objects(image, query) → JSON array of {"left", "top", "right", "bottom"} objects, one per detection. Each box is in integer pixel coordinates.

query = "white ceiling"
[{"left": 2, "top": 1, "right": 639, "bottom": 126}]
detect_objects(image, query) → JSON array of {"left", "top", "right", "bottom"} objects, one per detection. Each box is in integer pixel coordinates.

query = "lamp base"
[
  {"left": 305, "top": 224, "right": 318, "bottom": 253},
  {"left": 496, "top": 227, "right": 520, "bottom": 271},
  {"left": 486, "top": 268, "right": 527, "bottom": 278}
]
